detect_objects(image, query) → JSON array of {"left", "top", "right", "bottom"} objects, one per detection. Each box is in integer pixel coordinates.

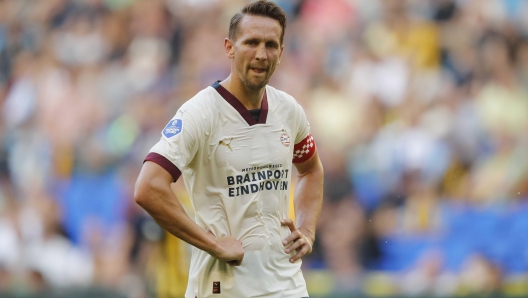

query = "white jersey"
[{"left": 146, "top": 82, "right": 315, "bottom": 298}]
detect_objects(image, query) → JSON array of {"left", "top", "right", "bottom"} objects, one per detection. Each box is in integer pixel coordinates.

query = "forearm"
[
  {"left": 294, "top": 159, "right": 324, "bottom": 242},
  {"left": 135, "top": 178, "right": 219, "bottom": 256}
]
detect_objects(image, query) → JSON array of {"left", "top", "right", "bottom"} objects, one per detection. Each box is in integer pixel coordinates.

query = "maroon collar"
[{"left": 212, "top": 81, "right": 268, "bottom": 126}]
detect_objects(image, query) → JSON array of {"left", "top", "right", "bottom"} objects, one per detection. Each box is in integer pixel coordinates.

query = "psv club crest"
[{"left": 280, "top": 133, "right": 290, "bottom": 147}]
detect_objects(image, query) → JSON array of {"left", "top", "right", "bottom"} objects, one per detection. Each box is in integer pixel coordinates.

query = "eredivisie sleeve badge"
[{"left": 163, "top": 119, "right": 183, "bottom": 138}]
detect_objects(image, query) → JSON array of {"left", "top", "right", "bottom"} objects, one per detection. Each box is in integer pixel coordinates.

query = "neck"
[{"left": 220, "top": 75, "right": 265, "bottom": 110}]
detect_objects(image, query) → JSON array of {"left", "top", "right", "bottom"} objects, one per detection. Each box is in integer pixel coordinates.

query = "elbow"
[
  {"left": 134, "top": 175, "right": 170, "bottom": 209},
  {"left": 134, "top": 162, "right": 174, "bottom": 209},
  {"left": 134, "top": 179, "right": 151, "bottom": 208},
  {"left": 133, "top": 188, "right": 145, "bottom": 207}
]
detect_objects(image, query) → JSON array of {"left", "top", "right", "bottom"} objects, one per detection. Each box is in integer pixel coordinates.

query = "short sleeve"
[
  {"left": 292, "top": 102, "right": 316, "bottom": 163},
  {"left": 146, "top": 106, "right": 204, "bottom": 181},
  {"left": 294, "top": 102, "right": 310, "bottom": 145}
]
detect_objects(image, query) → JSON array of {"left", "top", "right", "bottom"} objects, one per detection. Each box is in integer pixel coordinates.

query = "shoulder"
[
  {"left": 266, "top": 85, "right": 306, "bottom": 117},
  {"left": 169, "top": 86, "right": 218, "bottom": 133},
  {"left": 265, "top": 85, "right": 303, "bottom": 112},
  {"left": 266, "top": 85, "right": 297, "bottom": 105},
  {"left": 178, "top": 86, "right": 218, "bottom": 114}
]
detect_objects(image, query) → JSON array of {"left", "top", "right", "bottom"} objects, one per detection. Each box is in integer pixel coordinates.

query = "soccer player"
[{"left": 134, "top": 1, "right": 324, "bottom": 297}]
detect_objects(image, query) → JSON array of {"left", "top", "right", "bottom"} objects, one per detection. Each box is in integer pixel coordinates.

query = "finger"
[
  {"left": 281, "top": 219, "right": 296, "bottom": 232},
  {"left": 285, "top": 238, "right": 305, "bottom": 254},
  {"left": 282, "top": 230, "right": 300, "bottom": 246},
  {"left": 281, "top": 219, "right": 299, "bottom": 246},
  {"left": 289, "top": 244, "right": 311, "bottom": 263},
  {"left": 227, "top": 260, "right": 241, "bottom": 266}
]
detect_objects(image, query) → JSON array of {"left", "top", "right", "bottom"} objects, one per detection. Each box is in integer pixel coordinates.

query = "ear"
[
  {"left": 224, "top": 38, "right": 234, "bottom": 59},
  {"left": 278, "top": 44, "right": 284, "bottom": 65}
]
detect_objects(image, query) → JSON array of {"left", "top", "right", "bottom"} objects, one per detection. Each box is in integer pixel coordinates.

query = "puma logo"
[{"left": 219, "top": 138, "right": 233, "bottom": 151}]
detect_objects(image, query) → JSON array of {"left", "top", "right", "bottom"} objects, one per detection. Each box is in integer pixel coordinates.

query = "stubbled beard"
[
  {"left": 236, "top": 67, "right": 270, "bottom": 90},
  {"left": 241, "top": 75, "right": 268, "bottom": 90}
]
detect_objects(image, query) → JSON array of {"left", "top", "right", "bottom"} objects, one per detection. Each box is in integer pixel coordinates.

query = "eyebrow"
[
  {"left": 243, "top": 37, "right": 280, "bottom": 45},
  {"left": 266, "top": 40, "right": 279, "bottom": 47}
]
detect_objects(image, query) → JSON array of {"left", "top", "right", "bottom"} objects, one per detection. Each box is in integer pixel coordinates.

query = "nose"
[{"left": 255, "top": 44, "right": 267, "bottom": 61}]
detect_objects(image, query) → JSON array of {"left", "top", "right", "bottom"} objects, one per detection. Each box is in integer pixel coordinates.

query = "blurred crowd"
[{"left": 1, "top": 0, "right": 528, "bottom": 297}]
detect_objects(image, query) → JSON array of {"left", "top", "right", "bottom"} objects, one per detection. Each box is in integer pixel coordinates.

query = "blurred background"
[{"left": 1, "top": 0, "right": 528, "bottom": 297}]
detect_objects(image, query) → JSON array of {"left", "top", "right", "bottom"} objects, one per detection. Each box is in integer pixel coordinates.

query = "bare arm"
[
  {"left": 134, "top": 161, "right": 244, "bottom": 265},
  {"left": 282, "top": 149, "right": 324, "bottom": 262}
]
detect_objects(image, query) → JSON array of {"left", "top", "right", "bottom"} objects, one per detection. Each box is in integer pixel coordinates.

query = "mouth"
[{"left": 250, "top": 67, "right": 267, "bottom": 74}]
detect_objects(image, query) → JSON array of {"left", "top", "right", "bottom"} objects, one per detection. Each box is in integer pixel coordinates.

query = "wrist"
[
  {"left": 298, "top": 227, "right": 315, "bottom": 244},
  {"left": 204, "top": 234, "right": 222, "bottom": 258}
]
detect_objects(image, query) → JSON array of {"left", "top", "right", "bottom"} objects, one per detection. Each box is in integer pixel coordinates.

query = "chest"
[{"left": 209, "top": 118, "right": 294, "bottom": 171}]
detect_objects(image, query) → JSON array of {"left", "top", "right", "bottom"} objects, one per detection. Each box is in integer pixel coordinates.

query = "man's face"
[{"left": 227, "top": 15, "right": 284, "bottom": 90}]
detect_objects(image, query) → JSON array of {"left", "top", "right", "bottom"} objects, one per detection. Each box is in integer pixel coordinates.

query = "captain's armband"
[{"left": 292, "top": 134, "right": 316, "bottom": 163}]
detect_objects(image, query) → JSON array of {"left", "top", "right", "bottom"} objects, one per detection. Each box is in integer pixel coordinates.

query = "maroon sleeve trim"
[{"left": 144, "top": 152, "right": 182, "bottom": 182}]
